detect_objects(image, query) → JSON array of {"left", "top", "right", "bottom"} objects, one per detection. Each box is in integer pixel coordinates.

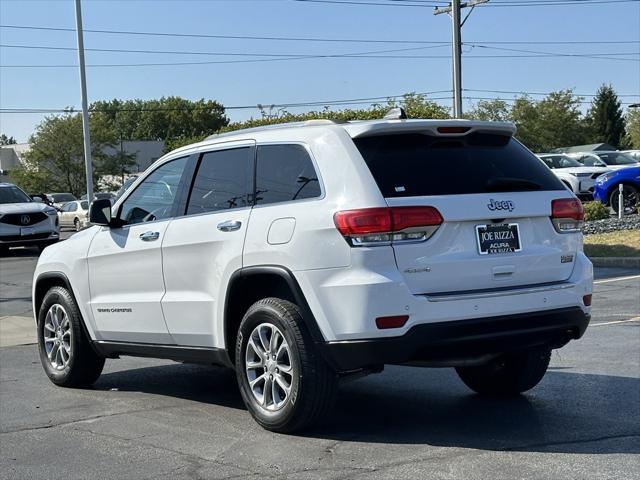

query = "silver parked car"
[
  {"left": 58, "top": 200, "right": 89, "bottom": 231},
  {"left": 0, "top": 182, "right": 60, "bottom": 253}
]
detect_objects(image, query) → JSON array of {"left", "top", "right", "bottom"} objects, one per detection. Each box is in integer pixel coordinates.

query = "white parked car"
[
  {"left": 537, "top": 154, "right": 610, "bottom": 198},
  {"left": 58, "top": 200, "right": 89, "bottom": 231},
  {"left": 0, "top": 182, "right": 60, "bottom": 254},
  {"left": 621, "top": 150, "right": 640, "bottom": 162},
  {"left": 33, "top": 116, "right": 593, "bottom": 432},
  {"left": 568, "top": 151, "right": 639, "bottom": 170}
]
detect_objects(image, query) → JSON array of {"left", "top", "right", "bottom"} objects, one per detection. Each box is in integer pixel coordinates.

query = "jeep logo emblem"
[
  {"left": 487, "top": 199, "right": 514, "bottom": 212},
  {"left": 20, "top": 214, "right": 31, "bottom": 225}
]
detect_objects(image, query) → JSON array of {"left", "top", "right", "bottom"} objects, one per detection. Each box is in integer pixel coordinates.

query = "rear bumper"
[{"left": 319, "top": 307, "right": 590, "bottom": 372}]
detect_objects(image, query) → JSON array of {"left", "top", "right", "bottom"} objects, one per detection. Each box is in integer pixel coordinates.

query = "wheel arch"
[
  {"left": 34, "top": 271, "right": 101, "bottom": 354},
  {"left": 223, "top": 265, "right": 325, "bottom": 364},
  {"left": 34, "top": 272, "right": 74, "bottom": 323}
]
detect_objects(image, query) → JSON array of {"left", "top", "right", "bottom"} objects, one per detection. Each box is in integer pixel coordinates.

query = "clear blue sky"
[{"left": 1, "top": 0, "right": 639, "bottom": 142}]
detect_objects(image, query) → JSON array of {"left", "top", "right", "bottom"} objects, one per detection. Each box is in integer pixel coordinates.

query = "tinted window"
[
  {"left": 51, "top": 193, "right": 76, "bottom": 203},
  {"left": 597, "top": 152, "right": 637, "bottom": 166},
  {"left": 255, "top": 144, "right": 321, "bottom": 205},
  {"left": 541, "top": 155, "right": 582, "bottom": 169},
  {"left": 80, "top": 201, "right": 89, "bottom": 210},
  {"left": 354, "top": 133, "right": 564, "bottom": 197},
  {"left": 120, "top": 156, "right": 188, "bottom": 225},
  {"left": 186, "top": 148, "right": 249, "bottom": 214}
]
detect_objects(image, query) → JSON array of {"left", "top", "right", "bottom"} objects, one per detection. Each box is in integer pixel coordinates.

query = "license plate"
[
  {"left": 476, "top": 223, "right": 521, "bottom": 255},
  {"left": 20, "top": 227, "right": 36, "bottom": 236}
]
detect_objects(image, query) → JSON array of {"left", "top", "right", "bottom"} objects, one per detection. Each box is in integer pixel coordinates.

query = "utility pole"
[
  {"left": 74, "top": 0, "right": 94, "bottom": 202},
  {"left": 434, "top": 0, "right": 489, "bottom": 118}
]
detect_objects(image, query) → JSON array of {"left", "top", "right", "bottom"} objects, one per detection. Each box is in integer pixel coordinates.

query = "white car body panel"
[
  {"left": 34, "top": 119, "right": 593, "bottom": 351},
  {"left": 86, "top": 221, "right": 174, "bottom": 344}
]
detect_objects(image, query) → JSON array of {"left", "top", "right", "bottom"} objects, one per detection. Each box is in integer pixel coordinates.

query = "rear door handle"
[
  {"left": 139, "top": 231, "right": 160, "bottom": 241},
  {"left": 217, "top": 220, "right": 242, "bottom": 232}
]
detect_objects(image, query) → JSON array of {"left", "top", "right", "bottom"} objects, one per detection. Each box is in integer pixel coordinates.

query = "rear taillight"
[
  {"left": 334, "top": 206, "right": 442, "bottom": 246},
  {"left": 551, "top": 198, "right": 584, "bottom": 233}
]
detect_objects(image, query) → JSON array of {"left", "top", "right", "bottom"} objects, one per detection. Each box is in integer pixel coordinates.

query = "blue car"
[{"left": 593, "top": 166, "right": 640, "bottom": 214}]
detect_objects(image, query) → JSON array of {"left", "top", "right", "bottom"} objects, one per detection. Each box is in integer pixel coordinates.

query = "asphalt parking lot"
[{"left": 0, "top": 237, "right": 638, "bottom": 479}]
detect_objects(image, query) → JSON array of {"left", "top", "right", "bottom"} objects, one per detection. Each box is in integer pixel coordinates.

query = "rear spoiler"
[{"left": 344, "top": 120, "right": 517, "bottom": 139}]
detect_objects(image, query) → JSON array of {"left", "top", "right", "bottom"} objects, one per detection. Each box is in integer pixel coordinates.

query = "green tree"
[
  {"left": 624, "top": 107, "right": 640, "bottom": 149},
  {"left": 10, "top": 114, "right": 116, "bottom": 196},
  {"left": 220, "top": 93, "right": 449, "bottom": 134},
  {"left": 91, "top": 97, "right": 229, "bottom": 149},
  {"left": 0, "top": 134, "right": 17, "bottom": 145},
  {"left": 465, "top": 99, "right": 510, "bottom": 122},
  {"left": 586, "top": 84, "right": 626, "bottom": 148},
  {"left": 511, "top": 90, "right": 587, "bottom": 152}
]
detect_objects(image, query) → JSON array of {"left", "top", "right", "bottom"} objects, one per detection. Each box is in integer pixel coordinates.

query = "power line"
[
  {"left": 0, "top": 42, "right": 449, "bottom": 58},
  {"left": 463, "top": 88, "right": 639, "bottom": 97},
  {"left": 294, "top": 0, "right": 639, "bottom": 6},
  {"left": 465, "top": 44, "right": 640, "bottom": 61},
  {"left": 1, "top": 43, "right": 637, "bottom": 68},
  {"left": 1, "top": 24, "right": 637, "bottom": 46},
  {"left": 2, "top": 88, "right": 639, "bottom": 115}
]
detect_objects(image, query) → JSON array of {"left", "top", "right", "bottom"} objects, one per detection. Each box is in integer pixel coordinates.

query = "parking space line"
[
  {"left": 594, "top": 275, "right": 640, "bottom": 285},
  {"left": 590, "top": 317, "right": 640, "bottom": 327}
]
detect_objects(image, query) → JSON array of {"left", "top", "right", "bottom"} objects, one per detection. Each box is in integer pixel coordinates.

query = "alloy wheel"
[
  {"left": 245, "top": 323, "right": 294, "bottom": 411},
  {"left": 43, "top": 304, "right": 72, "bottom": 370}
]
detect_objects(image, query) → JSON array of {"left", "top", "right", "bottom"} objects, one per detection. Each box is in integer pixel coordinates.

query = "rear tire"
[
  {"left": 37, "top": 286, "right": 105, "bottom": 387},
  {"left": 235, "top": 297, "right": 337, "bottom": 433},
  {"left": 74, "top": 218, "right": 81, "bottom": 232},
  {"left": 456, "top": 349, "right": 551, "bottom": 395}
]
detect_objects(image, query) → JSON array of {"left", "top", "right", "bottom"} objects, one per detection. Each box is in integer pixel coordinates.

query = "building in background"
[
  {"left": 0, "top": 140, "right": 163, "bottom": 184},
  {"left": 0, "top": 143, "right": 30, "bottom": 182},
  {"left": 104, "top": 140, "right": 165, "bottom": 173}
]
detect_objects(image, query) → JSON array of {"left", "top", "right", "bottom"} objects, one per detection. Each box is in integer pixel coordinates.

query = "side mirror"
[{"left": 89, "top": 198, "right": 113, "bottom": 226}]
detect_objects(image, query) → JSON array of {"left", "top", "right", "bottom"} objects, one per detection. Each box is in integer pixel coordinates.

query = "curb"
[{"left": 588, "top": 257, "right": 640, "bottom": 269}]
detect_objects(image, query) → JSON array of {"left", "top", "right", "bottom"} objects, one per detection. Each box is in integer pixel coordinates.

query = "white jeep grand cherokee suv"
[{"left": 33, "top": 117, "right": 593, "bottom": 432}]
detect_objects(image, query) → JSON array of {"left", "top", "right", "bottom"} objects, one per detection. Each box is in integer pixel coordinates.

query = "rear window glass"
[{"left": 354, "top": 132, "right": 565, "bottom": 197}]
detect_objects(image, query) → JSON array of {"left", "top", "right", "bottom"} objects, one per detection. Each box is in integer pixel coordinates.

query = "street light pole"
[
  {"left": 434, "top": 0, "right": 489, "bottom": 118},
  {"left": 74, "top": 0, "right": 94, "bottom": 202},
  {"left": 451, "top": 0, "right": 463, "bottom": 118}
]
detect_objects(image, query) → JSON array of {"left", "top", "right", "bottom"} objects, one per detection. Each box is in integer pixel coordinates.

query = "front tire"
[
  {"left": 456, "top": 349, "right": 551, "bottom": 395},
  {"left": 37, "top": 286, "right": 105, "bottom": 387},
  {"left": 609, "top": 184, "right": 638, "bottom": 214},
  {"left": 235, "top": 298, "right": 336, "bottom": 433}
]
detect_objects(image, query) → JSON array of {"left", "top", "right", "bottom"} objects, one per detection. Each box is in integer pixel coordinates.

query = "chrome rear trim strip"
[{"left": 425, "top": 282, "right": 575, "bottom": 303}]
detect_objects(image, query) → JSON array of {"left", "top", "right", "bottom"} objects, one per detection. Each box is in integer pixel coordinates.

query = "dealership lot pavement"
[{"left": 0, "top": 241, "right": 638, "bottom": 479}]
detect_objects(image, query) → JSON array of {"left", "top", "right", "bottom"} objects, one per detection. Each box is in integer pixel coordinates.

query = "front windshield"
[
  {"left": 597, "top": 152, "right": 638, "bottom": 166},
  {"left": 0, "top": 186, "right": 32, "bottom": 204}
]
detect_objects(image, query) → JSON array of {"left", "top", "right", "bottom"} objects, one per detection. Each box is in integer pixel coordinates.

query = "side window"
[
  {"left": 120, "top": 156, "right": 189, "bottom": 225},
  {"left": 68, "top": 203, "right": 78, "bottom": 212},
  {"left": 255, "top": 144, "right": 321, "bottom": 205},
  {"left": 186, "top": 147, "right": 250, "bottom": 215}
]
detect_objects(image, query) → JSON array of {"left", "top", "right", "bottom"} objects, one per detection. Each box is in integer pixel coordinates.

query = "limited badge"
[{"left": 561, "top": 254, "right": 574, "bottom": 263}]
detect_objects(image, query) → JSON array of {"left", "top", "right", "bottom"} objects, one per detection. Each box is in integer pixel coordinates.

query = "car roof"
[{"left": 168, "top": 118, "right": 517, "bottom": 157}]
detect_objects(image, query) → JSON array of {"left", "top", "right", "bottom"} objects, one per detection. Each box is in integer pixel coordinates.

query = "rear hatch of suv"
[{"left": 351, "top": 126, "right": 582, "bottom": 295}]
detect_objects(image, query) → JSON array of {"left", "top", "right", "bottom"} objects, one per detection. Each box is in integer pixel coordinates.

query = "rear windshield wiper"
[{"left": 485, "top": 177, "right": 543, "bottom": 192}]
